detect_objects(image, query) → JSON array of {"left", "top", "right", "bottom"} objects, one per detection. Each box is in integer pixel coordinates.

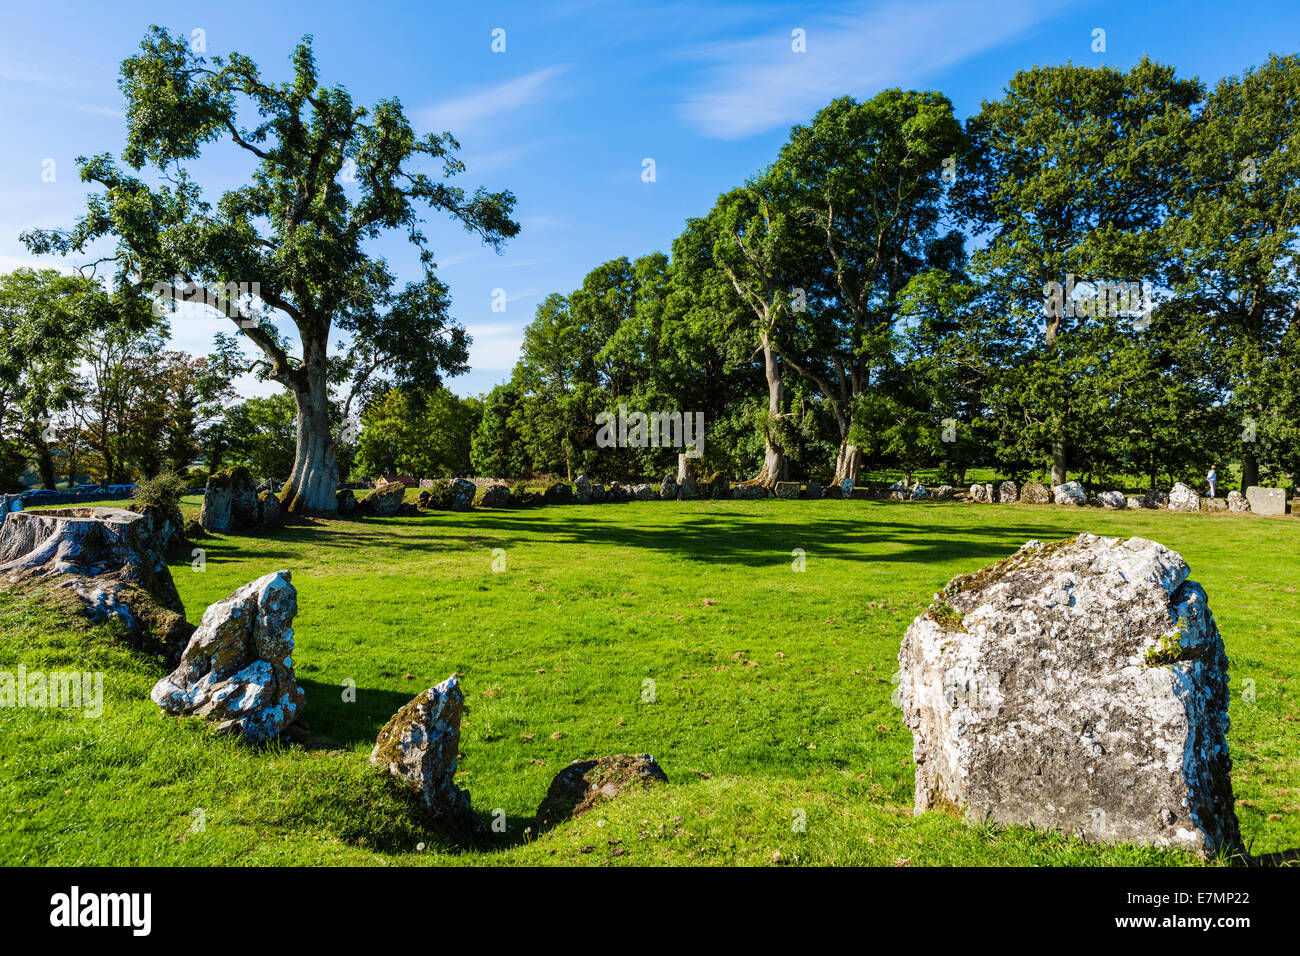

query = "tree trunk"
[
  {"left": 752, "top": 340, "right": 786, "bottom": 487},
  {"left": 1240, "top": 452, "right": 1259, "bottom": 494},
  {"left": 36, "top": 444, "right": 56, "bottom": 489},
  {"left": 833, "top": 442, "right": 862, "bottom": 485},
  {"left": 1050, "top": 441, "right": 1067, "bottom": 486},
  {"left": 676, "top": 453, "right": 695, "bottom": 483},
  {"left": 280, "top": 358, "right": 338, "bottom": 516}
]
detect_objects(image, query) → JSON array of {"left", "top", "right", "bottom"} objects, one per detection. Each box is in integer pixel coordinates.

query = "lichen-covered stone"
[
  {"left": 1053, "top": 480, "right": 1087, "bottom": 506},
  {"left": 932, "top": 485, "right": 955, "bottom": 502},
  {"left": 258, "top": 490, "right": 282, "bottom": 525},
  {"left": 1097, "top": 490, "right": 1127, "bottom": 510},
  {"left": 732, "top": 483, "right": 767, "bottom": 500},
  {"left": 0, "top": 507, "right": 190, "bottom": 658},
  {"left": 803, "top": 480, "right": 823, "bottom": 500},
  {"left": 336, "top": 488, "right": 356, "bottom": 514},
  {"left": 1169, "top": 482, "right": 1200, "bottom": 513},
  {"left": 910, "top": 483, "right": 929, "bottom": 501},
  {"left": 675, "top": 476, "right": 697, "bottom": 501},
  {"left": 371, "top": 676, "right": 476, "bottom": 826},
  {"left": 775, "top": 481, "right": 800, "bottom": 500},
  {"left": 839, "top": 477, "right": 854, "bottom": 498},
  {"left": 631, "top": 483, "right": 655, "bottom": 501},
  {"left": 1227, "top": 490, "right": 1249, "bottom": 513},
  {"left": 1020, "top": 481, "right": 1051, "bottom": 504},
  {"left": 449, "top": 478, "right": 477, "bottom": 511},
  {"left": 897, "top": 533, "right": 1239, "bottom": 858},
  {"left": 533, "top": 753, "right": 668, "bottom": 833},
  {"left": 151, "top": 570, "right": 302, "bottom": 744},
  {"left": 357, "top": 480, "right": 405, "bottom": 516},
  {"left": 659, "top": 475, "right": 677, "bottom": 500},
  {"left": 997, "top": 480, "right": 1018, "bottom": 503}
]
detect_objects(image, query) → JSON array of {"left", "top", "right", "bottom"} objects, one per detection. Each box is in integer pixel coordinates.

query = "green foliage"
[
  {"left": 132, "top": 471, "right": 189, "bottom": 513},
  {"left": 352, "top": 387, "right": 479, "bottom": 479}
]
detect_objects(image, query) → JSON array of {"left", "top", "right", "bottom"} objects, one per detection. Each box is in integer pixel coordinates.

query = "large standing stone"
[
  {"left": 336, "top": 488, "right": 356, "bottom": 514},
  {"left": 910, "top": 483, "right": 929, "bottom": 500},
  {"left": 1053, "top": 481, "right": 1088, "bottom": 506},
  {"left": 676, "top": 476, "right": 697, "bottom": 501},
  {"left": 1020, "top": 481, "right": 1051, "bottom": 504},
  {"left": 803, "top": 480, "right": 823, "bottom": 500},
  {"left": 1245, "top": 486, "right": 1289, "bottom": 516},
  {"left": 659, "top": 475, "right": 677, "bottom": 500},
  {"left": 573, "top": 475, "right": 592, "bottom": 504},
  {"left": 371, "top": 676, "right": 476, "bottom": 827},
  {"left": 533, "top": 754, "right": 668, "bottom": 833},
  {"left": 127, "top": 503, "right": 187, "bottom": 554},
  {"left": 1168, "top": 482, "right": 1201, "bottom": 513},
  {"left": 449, "top": 478, "right": 477, "bottom": 511},
  {"left": 839, "top": 477, "right": 854, "bottom": 498},
  {"left": 199, "top": 473, "right": 233, "bottom": 533},
  {"left": 997, "top": 481, "right": 1018, "bottom": 503},
  {"left": 0, "top": 506, "right": 191, "bottom": 657},
  {"left": 897, "top": 534, "right": 1239, "bottom": 857},
  {"left": 1226, "top": 490, "right": 1249, "bottom": 513},
  {"left": 151, "top": 570, "right": 303, "bottom": 744}
]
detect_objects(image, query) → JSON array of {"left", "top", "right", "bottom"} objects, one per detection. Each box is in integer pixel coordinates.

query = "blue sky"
[{"left": 1, "top": 0, "right": 1296, "bottom": 400}]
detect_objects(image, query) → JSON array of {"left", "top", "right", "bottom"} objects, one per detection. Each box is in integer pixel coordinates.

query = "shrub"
[{"left": 133, "top": 472, "right": 189, "bottom": 514}]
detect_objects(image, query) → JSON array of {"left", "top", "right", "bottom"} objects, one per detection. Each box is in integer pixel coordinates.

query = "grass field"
[{"left": 2, "top": 495, "right": 1297, "bottom": 866}]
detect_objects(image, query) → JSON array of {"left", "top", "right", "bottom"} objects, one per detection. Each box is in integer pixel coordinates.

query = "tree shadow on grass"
[{"left": 298, "top": 678, "right": 415, "bottom": 749}]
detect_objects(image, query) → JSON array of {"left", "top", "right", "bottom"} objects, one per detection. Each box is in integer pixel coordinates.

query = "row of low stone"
[
  {"left": 969, "top": 479, "right": 1291, "bottom": 515},
  {"left": 0, "top": 504, "right": 666, "bottom": 837}
]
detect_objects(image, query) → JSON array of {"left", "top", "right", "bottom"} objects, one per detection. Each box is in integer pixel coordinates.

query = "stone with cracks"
[
  {"left": 659, "top": 475, "right": 677, "bottom": 500},
  {"left": 1097, "top": 490, "right": 1127, "bottom": 510},
  {"left": 631, "top": 483, "right": 655, "bottom": 501},
  {"left": 732, "top": 483, "right": 767, "bottom": 500},
  {"left": 839, "top": 477, "right": 854, "bottom": 497},
  {"left": 1169, "top": 482, "right": 1200, "bottom": 513},
  {"left": 932, "top": 485, "right": 955, "bottom": 502},
  {"left": 574, "top": 475, "right": 592, "bottom": 502},
  {"left": 533, "top": 753, "right": 669, "bottom": 833},
  {"left": 370, "top": 675, "right": 476, "bottom": 826},
  {"left": 1227, "top": 490, "right": 1249, "bottom": 513},
  {"left": 448, "top": 478, "right": 476, "bottom": 511},
  {"left": 676, "top": 476, "right": 697, "bottom": 501},
  {"left": 0, "top": 507, "right": 190, "bottom": 658},
  {"left": 910, "top": 483, "right": 929, "bottom": 501},
  {"left": 1020, "top": 481, "right": 1051, "bottom": 504},
  {"left": 1053, "top": 481, "right": 1088, "bottom": 506},
  {"left": 151, "top": 570, "right": 303, "bottom": 744},
  {"left": 998, "top": 481, "right": 1018, "bottom": 503},
  {"left": 897, "top": 533, "right": 1239, "bottom": 858}
]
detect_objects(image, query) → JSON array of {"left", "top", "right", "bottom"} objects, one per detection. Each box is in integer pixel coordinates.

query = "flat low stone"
[
  {"left": 371, "top": 675, "right": 477, "bottom": 828},
  {"left": 533, "top": 753, "right": 668, "bottom": 834},
  {"left": 1245, "top": 485, "right": 1289, "bottom": 516},
  {"left": 775, "top": 481, "right": 801, "bottom": 500},
  {"left": 732, "top": 483, "right": 767, "bottom": 500},
  {"left": 151, "top": 570, "right": 302, "bottom": 744},
  {"left": 1203, "top": 497, "right": 1228, "bottom": 512},
  {"left": 897, "top": 533, "right": 1239, "bottom": 858}
]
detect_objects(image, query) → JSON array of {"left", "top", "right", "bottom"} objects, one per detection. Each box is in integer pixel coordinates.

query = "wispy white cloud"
[
  {"left": 678, "top": 0, "right": 1069, "bottom": 139},
  {"left": 417, "top": 65, "right": 571, "bottom": 137}
]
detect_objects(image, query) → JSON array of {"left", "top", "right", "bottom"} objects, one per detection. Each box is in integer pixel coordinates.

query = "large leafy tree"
[
  {"left": 957, "top": 58, "right": 1201, "bottom": 484},
  {"left": 23, "top": 27, "right": 518, "bottom": 513},
  {"left": 1164, "top": 53, "right": 1300, "bottom": 491},
  {"left": 774, "top": 90, "right": 965, "bottom": 483}
]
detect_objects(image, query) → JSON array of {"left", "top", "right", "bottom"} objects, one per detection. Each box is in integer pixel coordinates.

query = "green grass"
[{"left": 2, "top": 497, "right": 1297, "bottom": 866}]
